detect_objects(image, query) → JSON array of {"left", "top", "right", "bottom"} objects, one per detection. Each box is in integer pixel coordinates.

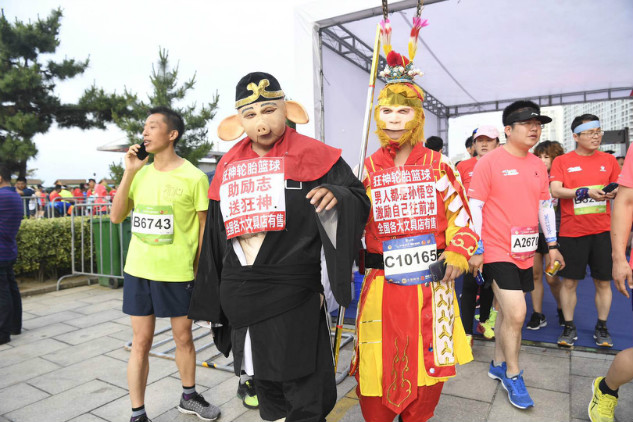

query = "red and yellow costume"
[{"left": 350, "top": 19, "right": 478, "bottom": 422}]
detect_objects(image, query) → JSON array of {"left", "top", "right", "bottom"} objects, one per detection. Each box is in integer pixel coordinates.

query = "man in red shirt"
[
  {"left": 49, "top": 185, "right": 62, "bottom": 202},
  {"left": 86, "top": 178, "right": 96, "bottom": 197},
  {"left": 587, "top": 143, "right": 633, "bottom": 422},
  {"left": 550, "top": 114, "right": 619, "bottom": 348},
  {"left": 468, "top": 100, "right": 564, "bottom": 409},
  {"left": 457, "top": 125, "right": 500, "bottom": 342}
]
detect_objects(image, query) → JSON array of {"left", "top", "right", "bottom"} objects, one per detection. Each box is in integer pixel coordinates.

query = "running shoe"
[
  {"left": 594, "top": 324, "right": 613, "bottom": 348},
  {"left": 588, "top": 377, "right": 617, "bottom": 422},
  {"left": 501, "top": 371, "right": 534, "bottom": 409},
  {"left": 130, "top": 415, "right": 151, "bottom": 422},
  {"left": 476, "top": 321, "right": 495, "bottom": 339},
  {"left": 237, "top": 379, "right": 259, "bottom": 409},
  {"left": 487, "top": 308, "right": 498, "bottom": 326},
  {"left": 557, "top": 308, "right": 565, "bottom": 326},
  {"left": 178, "top": 392, "right": 221, "bottom": 421},
  {"left": 526, "top": 312, "right": 547, "bottom": 330},
  {"left": 487, "top": 361, "right": 506, "bottom": 381},
  {"left": 557, "top": 324, "right": 577, "bottom": 347}
]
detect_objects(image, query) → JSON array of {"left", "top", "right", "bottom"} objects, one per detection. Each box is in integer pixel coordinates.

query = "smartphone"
[
  {"left": 602, "top": 182, "right": 618, "bottom": 193},
  {"left": 429, "top": 259, "right": 447, "bottom": 282},
  {"left": 136, "top": 142, "right": 149, "bottom": 160}
]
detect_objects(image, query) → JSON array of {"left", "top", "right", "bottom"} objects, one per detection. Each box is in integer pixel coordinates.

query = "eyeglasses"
[
  {"left": 514, "top": 121, "right": 544, "bottom": 129},
  {"left": 579, "top": 130, "right": 604, "bottom": 138}
]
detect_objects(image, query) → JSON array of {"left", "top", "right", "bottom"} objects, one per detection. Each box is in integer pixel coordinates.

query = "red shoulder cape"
[{"left": 208, "top": 127, "right": 342, "bottom": 200}]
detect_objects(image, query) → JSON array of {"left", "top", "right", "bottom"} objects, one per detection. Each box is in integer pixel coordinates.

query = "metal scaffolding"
[{"left": 321, "top": 24, "right": 449, "bottom": 119}]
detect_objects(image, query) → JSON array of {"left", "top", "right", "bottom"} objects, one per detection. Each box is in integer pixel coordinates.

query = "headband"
[{"left": 573, "top": 120, "right": 601, "bottom": 134}]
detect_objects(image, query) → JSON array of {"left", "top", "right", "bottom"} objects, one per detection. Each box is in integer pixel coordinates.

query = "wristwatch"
[{"left": 548, "top": 243, "right": 560, "bottom": 250}]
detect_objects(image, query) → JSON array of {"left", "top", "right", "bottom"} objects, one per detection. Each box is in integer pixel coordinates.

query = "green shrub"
[{"left": 15, "top": 217, "right": 93, "bottom": 278}]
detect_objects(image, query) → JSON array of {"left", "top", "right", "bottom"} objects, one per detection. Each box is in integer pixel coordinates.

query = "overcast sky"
[{"left": 3, "top": 0, "right": 499, "bottom": 184}]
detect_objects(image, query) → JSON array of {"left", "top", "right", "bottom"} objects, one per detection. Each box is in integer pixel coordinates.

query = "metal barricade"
[
  {"left": 19, "top": 195, "right": 89, "bottom": 219},
  {"left": 56, "top": 202, "right": 127, "bottom": 290}
]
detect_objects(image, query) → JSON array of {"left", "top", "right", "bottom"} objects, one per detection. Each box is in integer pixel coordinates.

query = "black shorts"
[
  {"left": 536, "top": 233, "right": 549, "bottom": 255},
  {"left": 558, "top": 232, "right": 612, "bottom": 281},
  {"left": 122, "top": 272, "right": 193, "bottom": 317},
  {"left": 483, "top": 262, "right": 534, "bottom": 292}
]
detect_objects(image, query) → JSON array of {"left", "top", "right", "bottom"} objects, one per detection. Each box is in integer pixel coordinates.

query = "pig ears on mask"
[
  {"left": 217, "top": 115, "right": 244, "bottom": 141},
  {"left": 216, "top": 100, "right": 310, "bottom": 141}
]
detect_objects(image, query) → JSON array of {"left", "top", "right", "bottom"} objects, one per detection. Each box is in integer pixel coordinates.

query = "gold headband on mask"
[{"left": 377, "top": 91, "right": 422, "bottom": 109}]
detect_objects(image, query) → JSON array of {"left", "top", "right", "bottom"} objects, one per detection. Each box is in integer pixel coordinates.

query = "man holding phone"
[
  {"left": 111, "top": 107, "right": 219, "bottom": 422},
  {"left": 550, "top": 114, "right": 620, "bottom": 347},
  {"left": 468, "top": 100, "right": 565, "bottom": 409}
]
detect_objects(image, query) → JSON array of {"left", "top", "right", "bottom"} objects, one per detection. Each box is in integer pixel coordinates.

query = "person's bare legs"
[
  {"left": 593, "top": 279, "right": 612, "bottom": 321},
  {"left": 560, "top": 278, "right": 579, "bottom": 322},
  {"left": 605, "top": 348, "right": 633, "bottom": 390},
  {"left": 171, "top": 316, "right": 195, "bottom": 387},
  {"left": 531, "top": 253, "right": 544, "bottom": 313},
  {"left": 492, "top": 282, "right": 526, "bottom": 375},
  {"left": 493, "top": 302, "right": 505, "bottom": 362},
  {"left": 128, "top": 315, "right": 156, "bottom": 407}
]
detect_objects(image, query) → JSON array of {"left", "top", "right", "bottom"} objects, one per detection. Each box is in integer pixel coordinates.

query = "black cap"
[
  {"left": 235, "top": 72, "right": 285, "bottom": 109},
  {"left": 504, "top": 108, "right": 552, "bottom": 126}
]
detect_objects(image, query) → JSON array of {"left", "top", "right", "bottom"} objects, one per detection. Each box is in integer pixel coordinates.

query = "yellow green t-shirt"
[
  {"left": 124, "top": 160, "right": 209, "bottom": 282},
  {"left": 59, "top": 189, "right": 73, "bottom": 198}
]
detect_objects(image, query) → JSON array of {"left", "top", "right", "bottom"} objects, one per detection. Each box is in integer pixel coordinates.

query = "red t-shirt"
[
  {"left": 550, "top": 150, "right": 619, "bottom": 237},
  {"left": 49, "top": 191, "right": 61, "bottom": 202},
  {"left": 456, "top": 157, "right": 478, "bottom": 191},
  {"left": 468, "top": 147, "right": 550, "bottom": 269}
]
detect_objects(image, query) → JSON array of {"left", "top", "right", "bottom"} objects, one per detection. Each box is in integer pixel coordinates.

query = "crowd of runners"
[
  {"left": 1, "top": 26, "right": 631, "bottom": 422},
  {"left": 454, "top": 104, "right": 632, "bottom": 422}
]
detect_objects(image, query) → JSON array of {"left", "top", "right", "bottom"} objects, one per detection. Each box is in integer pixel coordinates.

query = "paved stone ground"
[{"left": 1, "top": 284, "right": 632, "bottom": 422}]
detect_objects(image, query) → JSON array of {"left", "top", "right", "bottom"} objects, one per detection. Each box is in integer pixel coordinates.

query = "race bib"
[
  {"left": 370, "top": 166, "right": 437, "bottom": 237},
  {"left": 383, "top": 234, "right": 437, "bottom": 285},
  {"left": 219, "top": 157, "right": 286, "bottom": 239},
  {"left": 574, "top": 184, "right": 607, "bottom": 215},
  {"left": 132, "top": 204, "right": 174, "bottom": 245},
  {"left": 510, "top": 226, "right": 539, "bottom": 260}
]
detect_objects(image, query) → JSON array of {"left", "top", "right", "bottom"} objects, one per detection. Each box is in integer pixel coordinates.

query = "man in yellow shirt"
[{"left": 111, "top": 106, "right": 218, "bottom": 422}]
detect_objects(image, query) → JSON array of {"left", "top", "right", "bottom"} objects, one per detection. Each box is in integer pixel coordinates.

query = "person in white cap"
[{"left": 456, "top": 125, "right": 500, "bottom": 343}]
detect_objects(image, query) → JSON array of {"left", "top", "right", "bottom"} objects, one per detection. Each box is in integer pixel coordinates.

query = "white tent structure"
[{"left": 293, "top": 0, "right": 633, "bottom": 167}]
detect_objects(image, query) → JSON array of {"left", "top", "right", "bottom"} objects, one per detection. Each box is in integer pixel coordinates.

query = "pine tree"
[
  {"left": 109, "top": 48, "right": 218, "bottom": 180},
  {"left": 0, "top": 8, "right": 129, "bottom": 177}
]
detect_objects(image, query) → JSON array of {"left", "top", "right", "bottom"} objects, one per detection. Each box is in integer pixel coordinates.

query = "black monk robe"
[{"left": 188, "top": 157, "right": 369, "bottom": 381}]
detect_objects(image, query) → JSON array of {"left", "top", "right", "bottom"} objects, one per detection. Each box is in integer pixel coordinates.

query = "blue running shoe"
[
  {"left": 501, "top": 371, "right": 534, "bottom": 409},
  {"left": 487, "top": 361, "right": 506, "bottom": 381}
]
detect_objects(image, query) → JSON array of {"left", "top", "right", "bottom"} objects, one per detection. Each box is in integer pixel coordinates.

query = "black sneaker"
[
  {"left": 594, "top": 324, "right": 613, "bottom": 348},
  {"left": 557, "top": 324, "right": 577, "bottom": 347},
  {"left": 526, "top": 312, "right": 547, "bottom": 330},
  {"left": 237, "top": 379, "right": 259, "bottom": 409},
  {"left": 557, "top": 309, "right": 564, "bottom": 327},
  {"left": 0, "top": 335, "right": 10, "bottom": 346},
  {"left": 178, "top": 392, "right": 221, "bottom": 421},
  {"left": 130, "top": 414, "right": 151, "bottom": 422}
]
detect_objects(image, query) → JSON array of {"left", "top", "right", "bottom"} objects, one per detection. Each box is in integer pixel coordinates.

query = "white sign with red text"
[
  {"left": 219, "top": 157, "right": 285, "bottom": 239},
  {"left": 370, "top": 165, "right": 437, "bottom": 236}
]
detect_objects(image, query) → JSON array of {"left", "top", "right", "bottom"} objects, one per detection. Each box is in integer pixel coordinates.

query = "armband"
[{"left": 475, "top": 240, "right": 484, "bottom": 255}]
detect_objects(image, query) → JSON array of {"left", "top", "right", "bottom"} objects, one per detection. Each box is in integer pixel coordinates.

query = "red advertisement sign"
[
  {"left": 219, "top": 157, "right": 286, "bottom": 239},
  {"left": 370, "top": 165, "right": 437, "bottom": 236}
]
